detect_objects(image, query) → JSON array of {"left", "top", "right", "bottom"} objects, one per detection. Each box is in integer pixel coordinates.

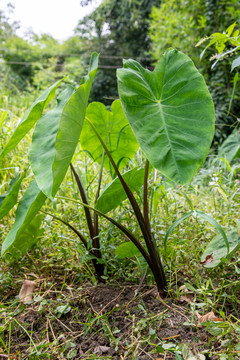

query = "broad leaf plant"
[{"left": 1, "top": 49, "right": 227, "bottom": 297}]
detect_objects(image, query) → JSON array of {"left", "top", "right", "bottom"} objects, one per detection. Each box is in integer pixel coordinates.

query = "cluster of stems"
[{"left": 54, "top": 118, "right": 168, "bottom": 297}]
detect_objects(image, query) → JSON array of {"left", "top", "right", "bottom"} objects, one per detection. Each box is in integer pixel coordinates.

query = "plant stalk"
[
  {"left": 86, "top": 118, "right": 167, "bottom": 296},
  {"left": 56, "top": 196, "right": 152, "bottom": 266},
  {"left": 41, "top": 209, "right": 105, "bottom": 281},
  {"left": 70, "top": 163, "right": 94, "bottom": 239},
  {"left": 92, "top": 148, "right": 105, "bottom": 261},
  {"left": 69, "top": 163, "right": 104, "bottom": 277},
  {"left": 143, "top": 159, "right": 151, "bottom": 234}
]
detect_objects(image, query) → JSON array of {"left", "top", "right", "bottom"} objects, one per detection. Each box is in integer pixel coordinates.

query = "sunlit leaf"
[
  {"left": 81, "top": 99, "right": 139, "bottom": 172},
  {"left": 0, "top": 110, "right": 8, "bottom": 129},
  {"left": 226, "top": 23, "right": 236, "bottom": 37},
  {"left": 233, "top": 30, "right": 239, "bottom": 37},
  {"left": 200, "top": 38, "right": 219, "bottom": 59}
]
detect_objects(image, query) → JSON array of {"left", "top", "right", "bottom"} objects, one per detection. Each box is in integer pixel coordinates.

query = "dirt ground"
[{"left": 1, "top": 282, "right": 220, "bottom": 359}]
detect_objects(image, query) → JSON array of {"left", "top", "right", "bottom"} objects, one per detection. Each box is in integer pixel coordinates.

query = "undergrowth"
[{"left": 0, "top": 90, "right": 239, "bottom": 359}]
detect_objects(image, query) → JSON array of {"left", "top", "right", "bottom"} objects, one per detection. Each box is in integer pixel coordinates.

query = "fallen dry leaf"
[
  {"left": 179, "top": 284, "right": 189, "bottom": 293},
  {"left": 94, "top": 346, "right": 110, "bottom": 355},
  {"left": 179, "top": 284, "right": 194, "bottom": 303},
  {"left": 179, "top": 294, "right": 194, "bottom": 303},
  {"left": 19, "top": 280, "right": 36, "bottom": 304},
  {"left": 200, "top": 253, "right": 213, "bottom": 265},
  {"left": 196, "top": 311, "right": 223, "bottom": 326}
]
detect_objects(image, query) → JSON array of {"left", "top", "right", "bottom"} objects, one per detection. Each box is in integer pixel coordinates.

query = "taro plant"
[
  {"left": 67, "top": 99, "right": 139, "bottom": 278},
  {"left": 1, "top": 49, "right": 224, "bottom": 297}
]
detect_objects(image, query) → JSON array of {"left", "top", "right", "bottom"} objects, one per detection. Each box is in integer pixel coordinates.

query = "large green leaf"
[
  {"left": 29, "top": 86, "right": 75, "bottom": 198},
  {"left": 201, "top": 229, "right": 240, "bottom": 268},
  {"left": 81, "top": 100, "right": 139, "bottom": 172},
  {"left": 0, "top": 172, "right": 25, "bottom": 220},
  {"left": 218, "top": 130, "right": 240, "bottom": 163},
  {"left": 96, "top": 166, "right": 145, "bottom": 213},
  {"left": 117, "top": 48, "right": 215, "bottom": 184},
  {"left": 29, "top": 53, "right": 99, "bottom": 199},
  {"left": 1, "top": 180, "right": 47, "bottom": 258},
  {"left": 0, "top": 79, "right": 63, "bottom": 160}
]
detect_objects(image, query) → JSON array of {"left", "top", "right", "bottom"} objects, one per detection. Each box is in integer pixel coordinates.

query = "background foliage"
[{"left": 1, "top": 0, "right": 239, "bottom": 143}]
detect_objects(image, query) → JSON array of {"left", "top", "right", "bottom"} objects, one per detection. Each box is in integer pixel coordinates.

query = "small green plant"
[
  {"left": 201, "top": 22, "right": 240, "bottom": 109},
  {"left": 197, "top": 23, "right": 240, "bottom": 70},
  {"left": 1, "top": 49, "right": 224, "bottom": 297}
]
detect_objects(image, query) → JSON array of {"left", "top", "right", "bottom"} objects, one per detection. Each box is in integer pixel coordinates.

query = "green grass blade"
[
  {"left": 195, "top": 210, "right": 229, "bottom": 252},
  {"left": 164, "top": 211, "right": 193, "bottom": 250}
]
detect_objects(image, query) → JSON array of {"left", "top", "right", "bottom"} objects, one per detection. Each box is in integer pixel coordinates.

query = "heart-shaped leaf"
[
  {"left": 81, "top": 100, "right": 139, "bottom": 173},
  {"left": 29, "top": 53, "right": 99, "bottom": 199},
  {"left": 117, "top": 48, "right": 215, "bottom": 184}
]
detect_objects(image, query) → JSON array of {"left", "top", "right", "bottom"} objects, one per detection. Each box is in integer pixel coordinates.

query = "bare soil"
[{"left": 1, "top": 283, "right": 216, "bottom": 359}]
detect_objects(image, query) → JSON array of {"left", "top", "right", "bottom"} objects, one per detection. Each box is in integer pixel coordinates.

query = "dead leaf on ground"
[
  {"left": 200, "top": 253, "right": 213, "bottom": 265},
  {"left": 196, "top": 311, "right": 223, "bottom": 326},
  {"left": 179, "top": 294, "right": 194, "bottom": 303},
  {"left": 19, "top": 280, "right": 36, "bottom": 304},
  {"left": 179, "top": 284, "right": 194, "bottom": 303},
  {"left": 94, "top": 346, "right": 110, "bottom": 355},
  {"left": 179, "top": 284, "right": 189, "bottom": 293}
]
